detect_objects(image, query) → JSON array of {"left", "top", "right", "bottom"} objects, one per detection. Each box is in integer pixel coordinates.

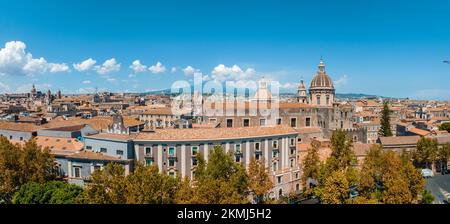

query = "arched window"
[
  {"left": 317, "top": 95, "right": 321, "bottom": 105},
  {"left": 326, "top": 95, "right": 330, "bottom": 105}
]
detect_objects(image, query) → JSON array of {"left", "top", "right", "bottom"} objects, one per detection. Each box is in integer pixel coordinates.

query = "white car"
[{"left": 421, "top": 169, "right": 434, "bottom": 178}]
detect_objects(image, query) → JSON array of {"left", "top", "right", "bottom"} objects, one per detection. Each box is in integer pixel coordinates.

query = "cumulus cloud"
[
  {"left": 129, "top": 60, "right": 147, "bottom": 73},
  {"left": 82, "top": 80, "right": 91, "bottom": 84},
  {"left": 0, "top": 41, "right": 69, "bottom": 75},
  {"left": 334, "top": 74, "right": 348, "bottom": 88},
  {"left": 211, "top": 64, "right": 256, "bottom": 82},
  {"left": 73, "top": 58, "right": 96, "bottom": 72},
  {"left": 148, "top": 61, "right": 166, "bottom": 74},
  {"left": 49, "top": 63, "right": 70, "bottom": 73},
  {"left": 279, "top": 82, "right": 298, "bottom": 89},
  {"left": 95, "top": 58, "right": 120, "bottom": 75},
  {"left": 183, "top": 65, "right": 199, "bottom": 75}
]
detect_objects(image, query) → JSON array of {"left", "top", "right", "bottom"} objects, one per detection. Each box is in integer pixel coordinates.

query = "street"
[{"left": 426, "top": 174, "right": 450, "bottom": 204}]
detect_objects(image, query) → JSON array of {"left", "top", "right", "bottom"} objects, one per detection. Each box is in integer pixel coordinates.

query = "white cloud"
[
  {"left": 0, "top": 41, "right": 69, "bottom": 75},
  {"left": 148, "top": 61, "right": 166, "bottom": 74},
  {"left": 129, "top": 60, "right": 147, "bottom": 73},
  {"left": 182, "top": 65, "right": 200, "bottom": 75},
  {"left": 73, "top": 58, "right": 96, "bottom": 72},
  {"left": 211, "top": 64, "right": 256, "bottom": 82},
  {"left": 82, "top": 80, "right": 91, "bottom": 84},
  {"left": 171, "top": 67, "right": 177, "bottom": 73},
  {"left": 106, "top": 77, "right": 116, "bottom": 82},
  {"left": 128, "top": 73, "right": 136, "bottom": 78},
  {"left": 95, "top": 58, "right": 120, "bottom": 75},
  {"left": 279, "top": 82, "right": 298, "bottom": 89},
  {"left": 334, "top": 74, "right": 348, "bottom": 88},
  {"left": 49, "top": 63, "right": 70, "bottom": 73}
]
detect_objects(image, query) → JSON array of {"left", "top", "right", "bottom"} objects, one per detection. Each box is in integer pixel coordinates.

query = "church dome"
[{"left": 310, "top": 59, "right": 334, "bottom": 90}]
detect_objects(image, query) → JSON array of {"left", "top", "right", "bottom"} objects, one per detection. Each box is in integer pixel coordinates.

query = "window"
[
  {"left": 326, "top": 95, "right": 330, "bottom": 105},
  {"left": 290, "top": 138, "right": 295, "bottom": 146},
  {"left": 168, "top": 159, "right": 176, "bottom": 167},
  {"left": 260, "top": 119, "right": 266, "bottom": 126},
  {"left": 296, "top": 184, "right": 300, "bottom": 191},
  {"left": 255, "top": 142, "right": 261, "bottom": 151},
  {"left": 168, "top": 147, "right": 175, "bottom": 156},
  {"left": 290, "top": 158, "right": 295, "bottom": 168},
  {"left": 243, "top": 119, "right": 250, "bottom": 127},
  {"left": 276, "top": 118, "right": 282, "bottom": 125},
  {"left": 145, "top": 158, "right": 153, "bottom": 165},
  {"left": 255, "top": 154, "right": 261, "bottom": 161},
  {"left": 9, "top": 136, "right": 12, "bottom": 140},
  {"left": 235, "top": 144, "right": 241, "bottom": 153},
  {"left": 191, "top": 146, "right": 198, "bottom": 156},
  {"left": 306, "top": 117, "right": 311, "bottom": 127},
  {"left": 235, "top": 155, "right": 241, "bottom": 163},
  {"left": 116, "top": 150, "right": 124, "bottom": 156},
  {"left": 290, "top": 118, "right": 297, "bottom": 127},
  {"left": 168, "top": 171, "right": 175, "bottom": 177},
  {"left": 100, "top": 148, "right": 107, "bottom": 153},
  {"left": 94, "top": 165, "right": 101, "bottom": 171},
  {"left": 192, "top": 157, "right": 198, "bottom": 166},
  {"left": 272, "top": 150, "right": 279, "bottom": 158},
  {"left": 86, "top": 145, "right": 92, "bottom": 150},
  {"left": 317, "top": 95, "right": 321, "bottom": 105},
  {"left": 226, "top": 119, "right": 233, "bottom": 127},
  {"left": 277, "top": 176, "right": 282, "bottom": 184},
  {"left": 272, "top": 140, "right": 278, "bottom": 149},
  {"left": 279, "top": 189, "right": 283, "bottom": 197},
  {"left": 74, "top": 167, "right": 81, "bottom": 178},
  {"left": 209, "top": 118, "right": 217, "bottom": 123},
  {"left": 145, "top": 147, "right": 152, "bottom": 156},
  {"left": 295, "top": 172, "right": 299, "bottom": 179},
  {"left": 291, "top": 148, "right": 296, "bottom": 155},
  {"left": 19, "top": 137, "right": 23, "bottom": 141},
  {"left": 272, "top": 161, "right": 278, "bottom": 171}
]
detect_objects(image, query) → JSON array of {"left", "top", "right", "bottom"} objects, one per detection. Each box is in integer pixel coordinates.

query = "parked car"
[
  {"left": 421, "top": 168, "right": 434, "bottom": 178},
  {"left": 349, "top": 186, "right": 359, "bottom": 198}
]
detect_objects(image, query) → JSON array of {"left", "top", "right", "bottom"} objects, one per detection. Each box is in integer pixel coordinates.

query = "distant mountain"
[{"left": 145, "top": 88, "right": 389, "bottom": 100}]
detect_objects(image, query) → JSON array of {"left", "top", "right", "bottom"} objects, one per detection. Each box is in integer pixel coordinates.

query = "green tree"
[
  {"left": 327, "top": 129, "right": 355, "bottom": 171},
  {"left": 420, "top": 190, "right": 435, "bottom": 204},
  {"left": 0, "top": 137, "right": 55, "bottom": 203},
  {"left": 359, "top": 145, "right": 384, "bottom": 198},
  {"left": 124, "top": 163, "right": 178, "bottom": 204},
  {"left": 301, "top": 140, "right": 320, "bottom": 190},
  {"left": 191, "top": 146, "right": 249, "bottom": 204},
  {"left": 402, "top": 161, "right": 425, "bottom": 202},
  {"left": 381, "top": 151, "right": 413, "bottom": 204},
  {"left": 414, "top": 137, "right": 438, "bottom": 168},
  {"left": 175, "top": 177, "right": 195, "bottom": 204},
  {"left": 319, "top": 170, "right": 349, "bottom": 204},
  {"left": 12, "top": 181, "right": 83, "bottom": 204},
  {"left": 439, "top": 122, "right": 450, "bottom": 132},
  {"left": 379, "top": 101, "right": 393, "bottom": 137},
  {"left": 437, "top": 143, "right": 450, "bottom": 171},
  {"left": 247, "top": 158, "right": 273, "bottom": 203},
  {"left": 81, "top": 163, "right": 126, "bottom": 204}
]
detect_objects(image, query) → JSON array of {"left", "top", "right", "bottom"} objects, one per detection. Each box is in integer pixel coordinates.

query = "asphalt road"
[{"left": 426, "top": 174, "right": 450, "bottom": 204}]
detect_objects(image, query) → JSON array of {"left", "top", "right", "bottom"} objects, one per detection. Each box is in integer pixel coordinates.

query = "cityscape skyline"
[{"left": 0, "top": 0, "right": 450, "bottom": 100}]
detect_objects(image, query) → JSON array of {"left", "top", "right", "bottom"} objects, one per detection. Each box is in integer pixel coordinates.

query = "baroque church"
[{"left": 202, "top": 59, "right": 356, "bottom": 140}]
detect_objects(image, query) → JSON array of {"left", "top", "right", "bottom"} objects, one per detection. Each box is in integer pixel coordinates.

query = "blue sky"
[{"left": 0, "top": 0, "right": 449, "bottom": 99}]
